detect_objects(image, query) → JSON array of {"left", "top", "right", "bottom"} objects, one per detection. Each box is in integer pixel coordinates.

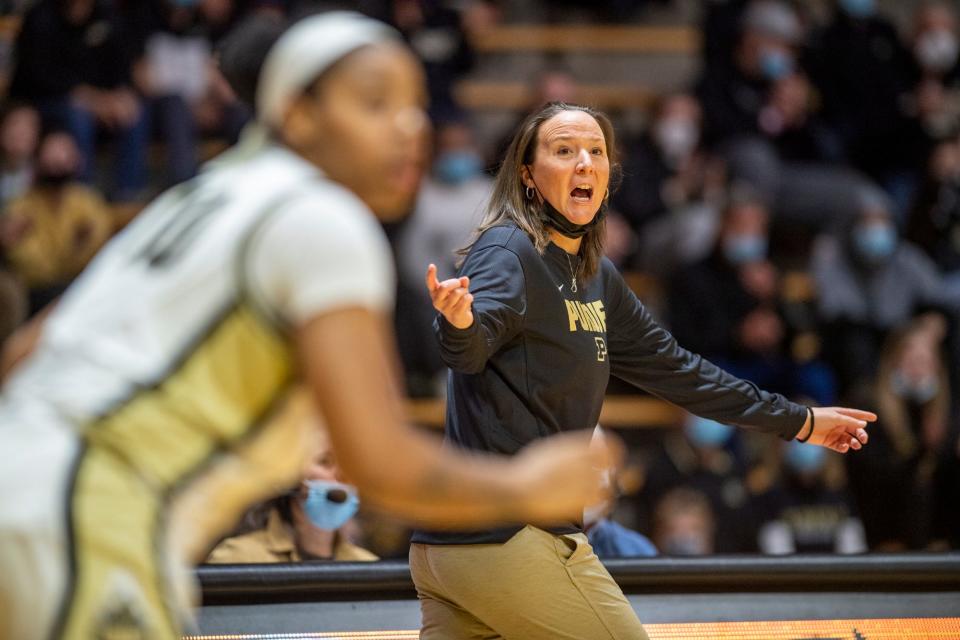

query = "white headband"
[{"left": 256, "top": 11, "right": 398, "bottom": 128}]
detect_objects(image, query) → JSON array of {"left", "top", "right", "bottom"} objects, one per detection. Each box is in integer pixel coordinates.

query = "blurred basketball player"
[{"left": 0, "top": 13, "right": 620, "bottom": 639}]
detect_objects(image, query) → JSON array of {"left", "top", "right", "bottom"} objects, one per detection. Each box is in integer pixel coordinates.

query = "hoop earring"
[
  {"left": 525, "top": 186, "right": 535, "bottom": 200},
  {"left": 604, "top": 188, "right": 610, "bottom": 200}
]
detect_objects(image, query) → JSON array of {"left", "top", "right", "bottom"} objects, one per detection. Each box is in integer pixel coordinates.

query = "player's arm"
[
  {"left": 0, "top": 302, "right": 55, "bottom": 384},
  {"left": 296, "top": 305, "right": 619, "bottom": 527}
]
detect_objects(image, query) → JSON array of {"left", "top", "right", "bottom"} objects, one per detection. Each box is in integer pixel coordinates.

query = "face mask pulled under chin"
[
  {"left": 301, "top": 480, "right": 359, "bottom": 531},
  {"left": 530, "top": 180, "right": 607, "bottom": 239}
]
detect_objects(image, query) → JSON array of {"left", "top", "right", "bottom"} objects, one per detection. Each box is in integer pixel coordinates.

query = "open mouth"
[{"left": 570, "top": 185, "right": 593, "bottom": 202}]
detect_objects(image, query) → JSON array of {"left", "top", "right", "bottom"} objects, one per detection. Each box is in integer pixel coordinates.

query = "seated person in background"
[
  {"left": 207, "top": 390, "right": 376, "bottom": 563},
  {"left": 908, "top": 133, "right": 960, "bottom": 299},
  {"left": 812, "top": 188, "right": 960, "bottom": 395},
  {"left": 635, "top": 414, "right": 757, "bottom": 553},
  {"left": 614, "top": 92, "right": 726, "bottom": 276},
  {"left": 0, "top": 130, "right": 112, "bottom": 315},
  {"left": 669, "top": 189, "right": 835, "bottom": 405},
  {"left": 10, "top": 0, "right": 149, "bottom": 201},
  {"left": 0, "top": 102, "right": 41, "bottom": 208},
  {"left": 584, "top": 426, "right": 657, "bottom": 559},
  {"left": 902, "top": 1, "right": 960, "bottom": 168},
  {"left": 754, "top": 439, "right": 866, "bottom": 555},
  {"left": 394, "top": 114, "right": 491, "bottom": 394},
  {"left": 845, "top": 316, "right": 954, "bottom": 550},
  {"left": 651, "top": 487, "right": 716, "bottom": 556}
]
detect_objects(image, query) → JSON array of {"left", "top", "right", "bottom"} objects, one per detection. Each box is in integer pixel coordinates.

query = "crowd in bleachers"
[{"left": 0, "top": 0, "right": 958, "bottom": 561}]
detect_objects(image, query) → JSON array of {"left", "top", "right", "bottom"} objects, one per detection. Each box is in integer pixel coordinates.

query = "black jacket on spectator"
[
  {"left": 806, "top": 11, "right": 916, "bottom": 177},
  {"left": 10, "top": 0, "right": 132, "bottom": 100},
  {"left": 668, "top": 251, "right": 765, "bottom": 359},
  {"left": 695, "top": 63, "right": 836, "bottom": 163},
  {"left": 413, "top": 223, "right": 807, "bottom": 546},
  {"left": 908, "top": 175, "right": 960, "bottom": 274},
  {"left": 612, "top": 134, "right": 675, "bottom": 231}
]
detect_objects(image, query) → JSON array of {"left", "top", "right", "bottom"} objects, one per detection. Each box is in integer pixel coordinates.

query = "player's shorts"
[{"left": 0, "top": 417, "right": 195, "bottom": 640}]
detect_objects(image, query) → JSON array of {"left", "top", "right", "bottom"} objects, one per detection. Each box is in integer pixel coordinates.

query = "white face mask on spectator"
[
  {"left": 915, "top": 30, "right": 960, "bottom": 73},
  {"left": 653, "top": 118, "right": 698, "bottom": 167}
]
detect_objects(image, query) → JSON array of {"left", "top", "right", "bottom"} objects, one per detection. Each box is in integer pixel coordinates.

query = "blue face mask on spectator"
[
  {"left": 760, "top": 49, "right": 794, "bottom": 81},
  {"left": 891, "top": 370, "right": 939, "bottom": 404},
  {"left": 722, "top": 234, "right": 768, "bottom": 265},
  {"left": 302, "top": 480, "right": 359, "bottom": 531},
  {"left": 685, "top": 416, "right": 734, "bottom": 448},
  {"left": 852, "top": 223, "right": 897, "bottom": 263},
  {"left": 784, "top": 441, "right": 826, "bottom": 474},
  {"left": 434, "top": 150, "right": 482, "bottom": 185},
  {"left": 840, "top": 0, "right": 875, "bottom": 19}
]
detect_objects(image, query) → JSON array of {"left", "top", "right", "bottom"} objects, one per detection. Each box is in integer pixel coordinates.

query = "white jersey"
[{"left": 0, "top": 137, "right": 395, "bottom": 639}]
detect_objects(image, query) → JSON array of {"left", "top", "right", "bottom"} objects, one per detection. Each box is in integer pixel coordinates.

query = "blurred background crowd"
[{"left": 0, "top": 0, "right": 958, "bottom": 562}]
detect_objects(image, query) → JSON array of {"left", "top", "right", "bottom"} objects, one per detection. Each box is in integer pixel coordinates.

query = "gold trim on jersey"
[{"left": 58, "top": 302, "right": 294, "bottom": 639}]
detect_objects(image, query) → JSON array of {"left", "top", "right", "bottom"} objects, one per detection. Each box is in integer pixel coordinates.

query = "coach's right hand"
[{"left": 426, "top": 264, "right": 474, "bottom": 329}]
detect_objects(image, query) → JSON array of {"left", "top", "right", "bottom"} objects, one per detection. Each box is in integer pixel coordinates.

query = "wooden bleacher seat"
[
  {"left": 454, "top": 80, "right": 655, "bottom": 111},
  {"left": 469, "top": 24, "right": 699, "bottom": 54},
  {"left": 407, "top": 396, "right": 681, "bottom": 429}
]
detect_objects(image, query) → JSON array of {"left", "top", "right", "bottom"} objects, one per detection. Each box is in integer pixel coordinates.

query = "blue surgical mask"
[
  {"left": 852, "top": 223, "right": 897, "bottom": 263},
  {"left": 722, "top": 234, "right": 768, "bottom": 265},
  {"left": 434, "top": 150, "right": 482, "bottom": 185},
  {"left": 784, "top": 441, "right": 826, "bottom": 474},
  {"left": 840, "top": 0, "right": 875, "bottom": 19},
  {"left": 760, "top": 49, "right": 794, "bottom": 81},
  {"left": 302, "top": 480, "right": 359, "bottom": 531},
  {"left": 685, "top": 416, "right": 734, "bottom": 448},
  {"left": 891, "top": 370, "right": 939, "bottom": 404}
]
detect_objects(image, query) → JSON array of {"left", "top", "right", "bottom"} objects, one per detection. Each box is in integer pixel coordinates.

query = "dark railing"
[{"left": 198, "top": 553, "right": 960, "bottom": 606}]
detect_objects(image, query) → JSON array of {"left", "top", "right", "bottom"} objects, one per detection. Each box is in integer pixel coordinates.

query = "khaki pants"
[{"left": 409, "top": 525, "right": 650, "bottom": 640}]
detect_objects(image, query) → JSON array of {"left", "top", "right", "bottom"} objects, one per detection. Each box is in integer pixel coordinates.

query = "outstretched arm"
[
  {"left": 297, "top": 305, "right": 622, "bottom": 528},
  {"left": 793, "top": 406, "right": 875, "bottom": 453}
]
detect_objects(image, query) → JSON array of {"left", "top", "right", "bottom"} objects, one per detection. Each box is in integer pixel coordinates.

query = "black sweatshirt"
[{"left": 411, "top": 224, "right": 807, "bottom": 545}]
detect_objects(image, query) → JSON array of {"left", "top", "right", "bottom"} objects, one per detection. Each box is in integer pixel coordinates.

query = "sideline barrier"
[{"left": 191, "top": 554, "right": 960, "bottom": 638}]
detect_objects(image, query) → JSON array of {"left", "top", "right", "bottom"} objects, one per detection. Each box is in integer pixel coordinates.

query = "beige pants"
[{"left": 409, "top": 525, "right": 650, "bottom": 640}]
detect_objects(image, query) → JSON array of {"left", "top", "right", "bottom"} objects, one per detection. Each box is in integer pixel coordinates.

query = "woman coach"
[{"left": 412, "top": 102, "right": 876, "bottom": 639}]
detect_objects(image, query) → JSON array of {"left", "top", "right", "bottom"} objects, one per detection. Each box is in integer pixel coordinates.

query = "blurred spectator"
[
  {"left": 908, "top": 120, "right": 960, "bottom": 302},
  {"left": 394, "top": 115, "right": 490, "bottom": 395},
  {"left": 0, "top": 269, "right": 26, "bottom": 348},
  {"left": 700, "top": 0, "right": 749, "bottom": 75},
  {"left": 129, "top": 0, "right": 250, "bottom": 187},
  {"left": 845, "top": 318, "right": 953, "bottom": 550},
  {"left": 390, "top": 0, "right": 474, "bottom": 118},
  {"left": 207, "top": 392, "right": 377, "bottom": 563},
  {"left": 651, "top": 487, "right": 716, "bottom": 556},
  {"left": 807, "top": 0, "right": 919, "bottom": 214},
  {"left": 754, "top": 440, "right": 866, "bottom": 554},
  {"left": 669, "top": 190, "right": 835, "bottom": 405},
  {"left": 613, "top": 92, "right": 725, "bottom": 259},
  {"left": 697, "top": 0, "right": 868, "bottom": 230},
  {"left": 812, "top": 188, "right": 960, "bottom": 394},
  {"left": 636, "top": 414, "right": 757, "bottom": 553},
  {"left": 397, "top": 116, "right": 489, "bottom": 284},
  {"left": 490, "top": 64, "right": 578, "bottom": 170},
  {"left": 903, "top": 2, "right": 960, "bottom": 163},
  {"left": 0, "top": 103, "right": 40, "bottom": 208},
  {"left": 932, "top": 411, "right": 960, "bottom": 549},
  {"left": 584, "top": 426, "right": 658, "bottom": 559},
  {"left": 586, "top": 517, "right": 658, "bottom": 558},
  {"left": 0, "top": 131, "right": 112, "bottom": 314},
  {"left": 10, "top": 0, "right": 149, "bottom": 201}
]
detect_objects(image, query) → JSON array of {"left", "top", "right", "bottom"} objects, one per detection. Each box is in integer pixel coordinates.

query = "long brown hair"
[
  {"left": 459, "top": 102, "right": 621, "bottom": 280},
  {"left": 875, "top": 321, "right": 951, "bottom": 460}
]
